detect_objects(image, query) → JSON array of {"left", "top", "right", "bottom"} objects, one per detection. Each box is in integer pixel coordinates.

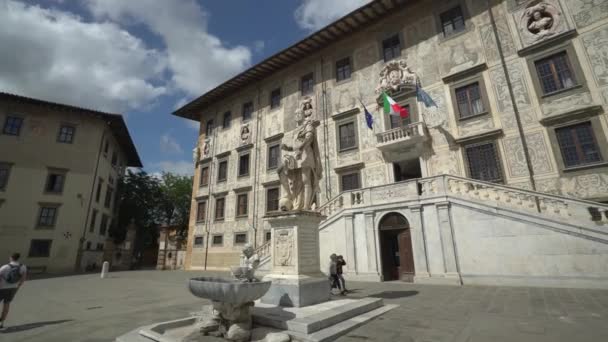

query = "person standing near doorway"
[
  {"left": 336, "top": 255, "right": 348, "bottom": 294},
  {"left": 0, "top": 253, "right": 27, "bottom": 330},
  {"left": 328, "top": 254, "right": 343, "bottom": 295}
]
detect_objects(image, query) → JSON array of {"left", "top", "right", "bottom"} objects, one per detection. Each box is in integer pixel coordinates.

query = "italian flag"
[{"left": 382, "top": 92, "right": 409, "bottom": 118}]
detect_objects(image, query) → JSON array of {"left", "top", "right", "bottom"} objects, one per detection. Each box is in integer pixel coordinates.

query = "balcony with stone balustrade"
[{"left": 375, "top": 122, "right": 430, "bottom": 162}]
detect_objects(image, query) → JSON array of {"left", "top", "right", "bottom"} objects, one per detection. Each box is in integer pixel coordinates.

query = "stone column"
[
  {"left": 364, "top": 211, "right": 381, "bottom": 278},
  {"left": 261, "top": 211, "right": 330, "bottom": 307},
  {"left": 344, "top": 214, "right": 357, "bottom": 274},
  {"left": 435, "top": 202, "right": 459, "bottom": 279},
  {"left": 409, "top": 205, "right": 430, "bottom": 280}
]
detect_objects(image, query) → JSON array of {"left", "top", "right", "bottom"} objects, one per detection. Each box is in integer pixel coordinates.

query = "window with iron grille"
[
  {"left": 336, "top": 57, "right": 352, "bottom": 81},
  {"left": 223, "top": 111, "right": 231, "bottom": 129},
  {"left": 100, "top": 214, "right": 109, "bottom": 236},
  {"left": 212, "top": 234, "right": 223, "bottom": 246},
  {"left": 217, "top": 160, "right": 228, "bottom": 182},
  {"left": 104, "top": 186, "right": 113, "bottom": 208},
  {"left": 194, "top": 236, "right": 204, "bottom": 246},
  {"left": 215, "top": 197, "right": 225, "bottom": 220},
  {"left": 338, "top": 122, "right": 357, "bottom": 151},
  {"left": 389, "top": 104, "right": 412, "bottom": 128},
  {"left": 57, "top": 125, "right": 75, "bottom": 143},
  {"left": 555, "top": 122, "right": 603, "bottom": 168},
  {"left": 267, "top": 144, "right": 280, "bottom": 170},
  {"left": 38, "top": 206, "right": 58, "bottom": 227},
  {"left": 265, "top": 230, "right": 271, "bottom": 242},
  {"left": 197, "top": 201, "right": 206, "bottom": 222},
  {"left": 45, "top": 172, "right": 65, "bottom": 193},
  {"left": 234, "top": 233, "right": 247, "bottom": 245},
  {"left": 205, "top": 119, "right": 214, "bottom": 136},
  {"left": 200, "top": 166, "right": 209, "bottom": 187},
  {"left": 535, "top": 52, "right": 576, "bottom": 95},
  {"left": 382, "top": 35, "right": 401, "bottom": 61},
  {"left": 301, "top": 73, "right": 314, "bottom": 95},
  {"left": 270, "top": 88, "right": 281, "bottom": 109},
  {"left": 3, "top": 116, "right": 23, "bottom": 136},
  {"left": 29, "top": 239, "right": 52, "bottom": 257},
  {"left": 465, "top": 142, "right": 503, "bottom": 183},
  {"left": 0, "top": 163, "right": 12, "bottom": 191},
  {"left": 239, "top": 154, "right": 250, "bottom": 177},
  {"left": 236, "top": 193, "right": 248, "bottom": 217},
  {"left": 266, "top": 187, "right": 279, "bottom": 212},
  {"left": 242, "top": 102, "right": 253, "bottom": 121},
  {"left": 341, "top": 172, "right": 361, "bottom": 192},
  {"left": 89, "top": 210, "right": 98, "bottom": 233},
  {"left": 440, "top": 6, "right": 465, "bottom": 37},
  {"left": 455, "top": 82, "right": 485, "bottom": 118}
]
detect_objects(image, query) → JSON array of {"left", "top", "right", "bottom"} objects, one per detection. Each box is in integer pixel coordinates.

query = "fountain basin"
[{"left": 189, "top": 277, "right": 271, "bottom": 304}]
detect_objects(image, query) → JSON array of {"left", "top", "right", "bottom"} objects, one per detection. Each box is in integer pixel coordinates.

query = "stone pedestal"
[{"left": 261, "top": 211, "right": 330, "bottom": 307}]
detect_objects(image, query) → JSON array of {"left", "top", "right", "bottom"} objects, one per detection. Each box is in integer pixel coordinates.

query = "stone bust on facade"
[
  {"left": 277, "top": 96, "right": 323, "bottom": 211},
  {"left": 240, "top": 124, "right": 251, "bottom": 144},
  {"left": 375, "top": 59, "right": 417, "bottom": 94},
  {"left": 519, "top": 1, "right": 563, "bottom": 44}
]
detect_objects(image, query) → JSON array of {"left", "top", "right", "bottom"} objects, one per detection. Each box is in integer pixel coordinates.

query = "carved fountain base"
[{"left": 260, "top": 211, "right": 330, "bottom": 308}]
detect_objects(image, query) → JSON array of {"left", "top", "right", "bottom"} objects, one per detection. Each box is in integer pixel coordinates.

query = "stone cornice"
[
  {"left": 455, "top": 128, "right": 503, "bottom": 144},
  {"left": 539, "top": 105, "right": 603, "bottom": 126}
]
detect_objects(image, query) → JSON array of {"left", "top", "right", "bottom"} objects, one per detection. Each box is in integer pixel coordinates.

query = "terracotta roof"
[
  {"left": 173, "top": 0, "right": 410, "bottom": 121},
  {"left": 0, "top": 92, "right": 143, "bottom": 167}
]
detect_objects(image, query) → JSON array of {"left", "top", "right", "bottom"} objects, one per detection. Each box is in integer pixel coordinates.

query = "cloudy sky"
[{"left": 0, "top": 0, "right": 369, "bottom": 175}]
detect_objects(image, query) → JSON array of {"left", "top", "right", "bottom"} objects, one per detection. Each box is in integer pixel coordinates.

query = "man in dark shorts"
[{"left": 0, "top": 253, "right": 27, "bottom": 330}]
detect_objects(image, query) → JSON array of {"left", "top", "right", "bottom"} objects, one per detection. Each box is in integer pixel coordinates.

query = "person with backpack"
[
  {"left": 336, "top": 255, "right": 348, "bottom": 294},
  {"left": 0, "top": 253, "right": 27, "bottom": 330}
]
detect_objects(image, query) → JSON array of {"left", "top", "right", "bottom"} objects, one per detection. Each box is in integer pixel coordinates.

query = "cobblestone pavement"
[{"left": 2, "top": 270, "right": 607, "bottom": 342}]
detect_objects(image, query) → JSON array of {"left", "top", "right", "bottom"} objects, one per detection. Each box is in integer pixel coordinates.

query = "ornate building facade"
[{"left": 175, "top": 0, "right": 608, "bottom": 288}]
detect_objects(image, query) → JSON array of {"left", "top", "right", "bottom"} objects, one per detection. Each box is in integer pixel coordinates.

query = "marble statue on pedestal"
[{"left": 277, "top": 96, "right": 323, "bottom": 211}]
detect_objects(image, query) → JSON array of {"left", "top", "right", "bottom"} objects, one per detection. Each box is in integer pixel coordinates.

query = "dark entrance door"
[{"left": 379, "top": 213, "right": 415, "bottom": 282}]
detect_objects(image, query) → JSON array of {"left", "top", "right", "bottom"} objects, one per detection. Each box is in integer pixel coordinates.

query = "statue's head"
[
  {"left": 242, "top": 244, "right": 254, "bottom": 257},
  {"left": 279, "top": 197, "right": 293, "bottom": 212}
]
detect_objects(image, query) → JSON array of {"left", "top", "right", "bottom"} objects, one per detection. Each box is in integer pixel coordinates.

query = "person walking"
[
  {"left": 336, "top": 255, "right": 348, "bottom": 294},
  {"left": 328, "top": 254, "right": 344, "bottom": 295},
  {"left": 0, "top": 253, "right": 27, "bottom": 330}
]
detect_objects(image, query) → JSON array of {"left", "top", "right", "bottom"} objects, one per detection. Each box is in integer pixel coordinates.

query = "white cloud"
[
  {"left": 160, "top": 133, "right": 183, "bottom": 154},
  {"left": 294, "top": 0, "right": 371, "bottom": 31},
  {"left": 153, "top": 160, "right": 194, "bottom": 176},
  {"left": 85, "top": 0, "right": 253, "bottom": 96},
  {"left": 0, "top": 0, "right": 167, "bottom": 112}
]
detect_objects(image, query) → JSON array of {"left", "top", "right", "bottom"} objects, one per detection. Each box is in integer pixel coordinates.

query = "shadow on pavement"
[
  {"left": 0, "top": 319, "right": 73, "bottom": 333},
  {"left": 368, "top": 290, "right": 419, "bottom": 299}
]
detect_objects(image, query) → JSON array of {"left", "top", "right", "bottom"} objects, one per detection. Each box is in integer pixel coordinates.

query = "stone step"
[{"left": 252, "top": 297, "right": 384, "bottom": 334}]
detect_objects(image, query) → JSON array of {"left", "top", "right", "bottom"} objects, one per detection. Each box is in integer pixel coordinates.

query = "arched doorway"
[{"left": 379, "top": 213, "right": 415, "bottom": 282}]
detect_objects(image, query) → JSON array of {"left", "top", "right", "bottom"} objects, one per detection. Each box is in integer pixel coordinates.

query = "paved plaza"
[{"left": 2, "top": 270, "right": 608, "bottom": 342}]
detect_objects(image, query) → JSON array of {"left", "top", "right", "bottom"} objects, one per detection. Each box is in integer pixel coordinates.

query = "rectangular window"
[
  {"left": 57, "top": 125, "right": 75, "bottom": 143},
  {"left": 234, "top": 233, "right": 247, "bottom": 245},
  {"left": 95, "top": 179, "right": 103, "bottom": 203},
  {"left": 440, "top": 6, "right": 465, "bottom": 37},
  {"left": 100, "top": 214, "right": 109, "bottom": 236},
  {"left": 38, "top": 206, "right": 58, "bottom": 227},
  {"left": 465, "top": 142, "right": 503, "bottom": 183},
  {"left": 242, "top": 102, "right": 253, "bottom": 121},
  {"left": 239, "top": 154, "right": 250, "bottom": 177},
  {"left": 45, "top": 172, "right": 65, "bottom": 194},
  {"left": 3, "top": 116, "right": 23, "bottom": 136},
  {"left": 89, "top": 210, "right": 98, "bottom": 233},
  {"left": 455, "top": 82, "right": 485, "bottom": 118},
  {"left": 336, "top": 57, "right": 352, "bottom": 82},
  {"left": 215, "top": 197, "right": 225, "bottom": 220},
  {"left": 389, "top": 104, "right": 412, "bottom": 128},
  {"left": 96, "top": 243, "right": 104, "bottom": 251},
  {"left": 535, "top": 52, "right": 576, "bottom": 95},
  {"left": 270, "top": 88, "right": 281, "bottom": 109},
  {"left": 266, "top": 187, "right": 280, "bottom": 213},
  {"left": 223, "top": 111, "right": 231, "bottom": 129},
  {"left": 217, "top": 160, "right": 228, "bottom": 182},
  {"left": 111, "top": 152, "right": 117, "bottom": 166},
  {"left": 104, "top": 186, "right": 113, "bottom": 208},
  {"left": 200, "top": 166, "right": 209, "bottom": 187},
  {"left": 265, "top": 231, "right": 272, "bottom": 242},
  {"left": 555, "top": 122, "right": 603, "bottom": 168},
  {"left": 338, "top": 122, "right": 357, "bottom": 151},
  {"left": 28, "top": 239, "right": 52, "bottom": 258},
  {"left": 267, "top": 144, "right": 280, "bottom": 170},
  {"left": 212, "top": 235, "right": 223, "bottom": 246},
  {"left": 205, "top": 119, "right": 214, "bottom": 136},
  {"left": 0, "top": 163, "right": 12, "bottom": 191},
  {"left": 341, "top": 172, "right": 361, "bottom": 192},
  {"left": 197, "top": 201, "right": 207, "bottom": 222},
  {"left": 194, "top": 236, "right": 204, "bottom": 246},
  {"left": 382, "top": 35, "right": 401, "bottom": 62},
  {"left": 301, "top": 73, "right": 314, "bottom": 95},
  {"left": 86, "top": 241, "right": 91, "bottom": 250},
  {"left": 104, "top": 141, "right": 109, "bottom": 155},
  {"left": 236, "top": 193, "right": 248, "bottom": 217}
]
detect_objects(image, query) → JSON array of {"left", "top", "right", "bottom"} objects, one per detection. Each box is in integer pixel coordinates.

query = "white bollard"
[{"left": 100, "top": 261, "right": 110, "bottom": 279}]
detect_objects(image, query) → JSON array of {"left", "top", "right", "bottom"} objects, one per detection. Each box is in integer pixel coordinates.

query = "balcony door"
[{"left": 393, "top": 159, "right": 422, "bottom": 182}]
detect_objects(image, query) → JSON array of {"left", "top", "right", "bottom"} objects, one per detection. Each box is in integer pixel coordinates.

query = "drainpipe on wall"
[
  {"left": 203, "top": 112, "right": 219, "bottom": 270},
  {"left": 251, "top": 86, "right": 263, "bottom": 247},
  {"left": 486, "top": 0, "right": 541, "bottom": 212},
  {"left": 320, "top": 57, "right": 333, "bottom": 201}
]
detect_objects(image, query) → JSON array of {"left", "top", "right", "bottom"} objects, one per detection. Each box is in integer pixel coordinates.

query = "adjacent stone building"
[
  {"left": 0, "top": 92, "right": 142, "bottom": 274},
  {"left": 175, "top": 0, "right": 608, "bottom": 288}
]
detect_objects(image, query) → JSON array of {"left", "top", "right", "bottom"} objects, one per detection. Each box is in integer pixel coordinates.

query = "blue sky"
[{"left": 0, "top": 0, "right": 369, "bottom": 175}]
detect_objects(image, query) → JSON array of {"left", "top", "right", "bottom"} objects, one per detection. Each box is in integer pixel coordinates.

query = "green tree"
[{"left": 158, "top": 172, "right": 193, "bottom": 237}]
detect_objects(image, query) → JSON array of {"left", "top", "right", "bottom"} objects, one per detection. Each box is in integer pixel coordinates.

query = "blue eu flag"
[{"left": 363, "top": 104, "right": 373, "bottom": 130}]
